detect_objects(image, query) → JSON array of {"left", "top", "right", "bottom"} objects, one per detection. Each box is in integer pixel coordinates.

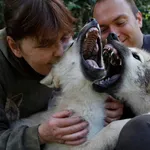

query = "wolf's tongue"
[{"left": 86, "top": 59, "right": 99, "bottom": 69}]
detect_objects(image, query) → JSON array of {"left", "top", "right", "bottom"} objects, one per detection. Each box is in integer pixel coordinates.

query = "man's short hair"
[{"left": 95, "top": 0, "right": 139, "bottom": 17}]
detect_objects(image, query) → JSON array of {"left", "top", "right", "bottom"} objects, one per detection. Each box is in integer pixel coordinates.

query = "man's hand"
[
  {"left": 104, "top": 96, "right": 124, "bottom": 126},
  {"left": 38, "top": 110, "right": 89, "bottom": 145}
]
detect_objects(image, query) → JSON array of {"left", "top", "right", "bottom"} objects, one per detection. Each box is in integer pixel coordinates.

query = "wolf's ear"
[{"left": 40, "top": 72, "right": 60, "bottom": 89}]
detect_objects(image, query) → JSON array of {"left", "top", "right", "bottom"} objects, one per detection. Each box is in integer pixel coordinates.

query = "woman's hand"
[
  {"left": 104, "top": 96, "right": 124, "bottom": 126},
  {"left": 38, "top": 110, "right": 89, "bottom": 145}
]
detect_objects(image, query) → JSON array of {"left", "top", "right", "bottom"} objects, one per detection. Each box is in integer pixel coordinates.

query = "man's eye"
[
  {"left": 101, "top": 28, "right": 108, "bottom": 33},
  {"left": 116, "top": 20, "right": 127, "bottom": 26}
]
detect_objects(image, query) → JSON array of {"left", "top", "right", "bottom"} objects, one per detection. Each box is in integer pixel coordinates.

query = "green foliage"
[
  {"left": 63, "top": 0, "right": 150, "bottom": 35},
  {"left": 64, "top": 0, "right": 96, "bottom": 36},
  {"left": 0, "top": 0, "right": 4, "bottom": 29},
  {"left": 136, "top": 0, "right": 150, "bottom": 34},
  {"left": 0, "top": 0, "right": 149, "bottom": 34}
]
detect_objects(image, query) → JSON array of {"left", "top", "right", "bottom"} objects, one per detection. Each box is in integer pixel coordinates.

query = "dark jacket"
[
  {"left": 0, "top": 29, "right": 53, "bottom": 150},
  {"left": 142, "top": 34, "right": 150, "bottom": 52},
  {"left": 122, "top": 34, "right": 150, "bottom": 118}
]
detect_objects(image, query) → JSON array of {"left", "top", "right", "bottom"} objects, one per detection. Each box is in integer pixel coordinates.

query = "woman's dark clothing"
[{"left": 0, "top": 28, "right": 54, "bottom": 150}]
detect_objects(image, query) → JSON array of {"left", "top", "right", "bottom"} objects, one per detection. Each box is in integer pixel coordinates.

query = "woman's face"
[{"left": 14, "top": 33, "right": 72, "bottom": 75}]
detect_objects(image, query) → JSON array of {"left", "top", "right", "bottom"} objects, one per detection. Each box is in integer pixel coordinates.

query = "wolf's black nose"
[
  {"left": 107, "top": 33, "right": 119, "bottom": 42},
  {"left": 88, "top": 18, "right": 94, "bottom": 23}
]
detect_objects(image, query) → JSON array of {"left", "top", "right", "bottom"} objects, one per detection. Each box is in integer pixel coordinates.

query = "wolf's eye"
[{"left": 132, "top": 53, "right": 141, "bottom": 61}]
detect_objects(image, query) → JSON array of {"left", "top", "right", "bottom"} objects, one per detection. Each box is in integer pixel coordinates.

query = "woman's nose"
[{"left": 54, "top": 45, "right": 64, "bottom": 57}]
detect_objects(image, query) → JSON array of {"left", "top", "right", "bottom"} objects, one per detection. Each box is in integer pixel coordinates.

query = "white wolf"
[{"left": 10, "top": 19, "right": 150, "bottom": 150}]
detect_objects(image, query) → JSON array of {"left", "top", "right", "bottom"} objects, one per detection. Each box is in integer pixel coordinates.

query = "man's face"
[
  {"left": 93, "top": 0, "right": 143, "bottom": 48},
  {"left": 16, "top": 33, "right": 71, "bottom": 76}
]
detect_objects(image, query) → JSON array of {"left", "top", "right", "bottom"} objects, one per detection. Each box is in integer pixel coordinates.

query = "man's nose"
[{"left": 109, "top": 26, "right": 120, "bottom": 37}]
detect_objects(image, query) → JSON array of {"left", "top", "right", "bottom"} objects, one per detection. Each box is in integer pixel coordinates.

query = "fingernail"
[
  {"left": 79, "top": 116, "right": 86, "bottom": 121},
  {"left": 67, "top": 109, "right": 74, "bottom": 116},
  {"left": 83, "top": 122, "right": 89, "bottom": 127},
  {"left": 85, "top": 121, "right": 89, "bottom": 125}
]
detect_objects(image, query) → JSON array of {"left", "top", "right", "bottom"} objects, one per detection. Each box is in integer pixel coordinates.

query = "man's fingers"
[
  {"left": 105, "top": 95, "right": 123, "bottom": 109},
  {"left": 104, "top": 122, "right": 109, "bottom": 127},
  {"left": 105, "top": 101, "right": 123, "bottom": 109},
  {"left": 106, "top": 108, "right": 123, "bottom": 118},
  {"left": 106, "top": 95, "right": 117, "bottom": 102},
  {"left": 105, "top": 96, "right": 124, "bottom": 126},
  {"left": 105, "top": 116, "right": 121, "bottom": 124},
  {"left": 52, "top": 110, "right": 74, "bottom": 118}
]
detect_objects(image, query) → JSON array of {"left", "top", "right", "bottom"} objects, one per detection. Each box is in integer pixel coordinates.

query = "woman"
[{"left": 0, "top": 0, "right": 89, "bottom": 149}]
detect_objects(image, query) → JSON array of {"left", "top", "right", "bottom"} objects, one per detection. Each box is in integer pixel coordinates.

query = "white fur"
[
  {"left": 115, "top": 48, "right": 150, "bottom": 115},
  {"left": 11, "top": 41, "right": 109, "bottom": 150},
  {"left": 10, "top": 38, "right": 150, "bottom": 150}
]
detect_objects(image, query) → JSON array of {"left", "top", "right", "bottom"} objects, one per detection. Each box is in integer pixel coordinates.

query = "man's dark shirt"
[{"left": 142, "top": 34, "right": 150, "bottom": 52}]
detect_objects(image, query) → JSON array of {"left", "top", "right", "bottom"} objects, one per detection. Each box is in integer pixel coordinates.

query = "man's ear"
[
  {"left": 6, "top": 36, "right": 22, "bottom": 58},
  {"left": 136, "top": 11, "right": 143, "bottom": 28}
]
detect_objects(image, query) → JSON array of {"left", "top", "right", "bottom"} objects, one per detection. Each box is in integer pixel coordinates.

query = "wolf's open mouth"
[
  {"left": 82, "top": 27, "right": 101, "bottom": 67},
  {"left": 80, "top": 22, "right": 107, "bottom": 81},
  {"left": 98, "top": 43, "right": 122, "bottom": 89},
  {"left": 81, "top": 27, "right": 103, "bottom": 69},
  {"left": 81, "top": 22, "right": 123, "bottom": 90}
]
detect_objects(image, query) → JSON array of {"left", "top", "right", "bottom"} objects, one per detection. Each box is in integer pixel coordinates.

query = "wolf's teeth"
[
  {"left": 103, "top": 50, "right": 108, "bottom": 55},
  {"left": 104, "top": 78, "right": 110, "bottom": 82},
  {"left": 86, "top": 33, "right": 88, "bottom": 38},
  {"left": 108, "top": 47, "right": 111, "bottom": 51},
  {"left": 120, "top": 60, "right": 122, "bottom": 65},
  {"left": 110, "top": 59, "right": 116, "bottom": 66},
  {"left": 85, "top": 28, "right": 98, "bottom": 40},
  {"left": 97, "top": 24, "right": 100, "bottom": 30},
  {"left": 117, "top": 56, "right": 120, "bottom": 60},
  {"left": 111, "top": 51, "right": 114, "bottom": 56},
  {"left": 113, "top": 48, "right": 117, "bottom": 54},
  {"left": 89, "top": 27, "right": 98, "bottom": 32}
]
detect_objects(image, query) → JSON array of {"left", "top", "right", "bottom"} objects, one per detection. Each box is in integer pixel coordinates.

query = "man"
[
  {"left": 93, "top": 0, "right": 150, "bottom": 124},
  {"left": 93, "top": 0, "right": 150, "bottom": 149}
]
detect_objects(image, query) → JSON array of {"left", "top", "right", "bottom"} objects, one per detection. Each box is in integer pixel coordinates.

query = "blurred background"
[{"left": 0, "top": 0, "right": 149, "bottom": 36}]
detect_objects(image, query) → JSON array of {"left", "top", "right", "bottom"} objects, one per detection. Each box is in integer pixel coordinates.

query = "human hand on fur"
[
  {"left": 104, "top": 96, "right": 124, "bottom": 126},
  {"left": 38, "top": 110, "right": 89, "bottom": 145}
]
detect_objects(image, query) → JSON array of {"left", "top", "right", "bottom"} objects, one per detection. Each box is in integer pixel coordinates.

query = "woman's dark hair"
[{"left": 4, "top": 0, "right": 76, "bottom": 46}]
